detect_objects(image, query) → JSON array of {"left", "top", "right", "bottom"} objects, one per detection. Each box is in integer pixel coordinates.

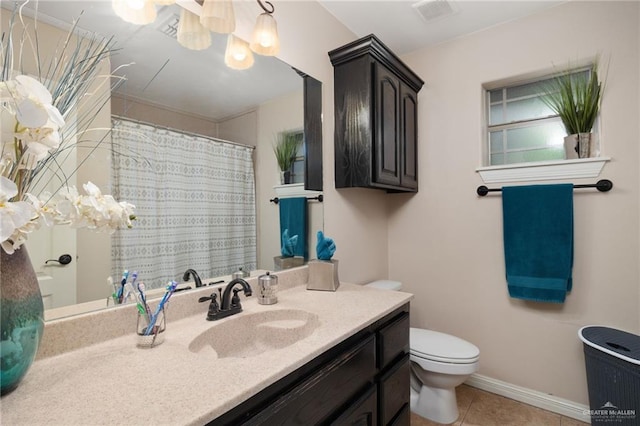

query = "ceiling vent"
[
  {"left": 412, "top": 0, "right": 459, "bottom": 22},
  {"left": 156, "top": 13, "right": 180, "bottom": 39}
]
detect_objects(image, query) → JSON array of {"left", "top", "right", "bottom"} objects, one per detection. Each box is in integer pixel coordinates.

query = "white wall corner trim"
[
  {"left": 465, "top": 374, "right": 591, "bottom": 423},
  {"left": 476, "top": 157, "right": 610, "bottom": 184}
]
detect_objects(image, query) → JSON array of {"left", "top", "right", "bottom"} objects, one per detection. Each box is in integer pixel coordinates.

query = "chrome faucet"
[
  {"left": 198, "top": 278, "right": 252, "bottom": 321},
  {"left": 183, "top": 269, "right": 203, "bottom": 288}
]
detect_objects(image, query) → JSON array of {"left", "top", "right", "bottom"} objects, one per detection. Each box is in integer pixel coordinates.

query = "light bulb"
[
  {"left": 225, "top": 34, "right": 254, "bottom": 70},
  {"left": 126, "top": 0, "right": 145, "bottom": 10},
  {"left": 250, "top": 12, "right": 279, "bottom": 56}
]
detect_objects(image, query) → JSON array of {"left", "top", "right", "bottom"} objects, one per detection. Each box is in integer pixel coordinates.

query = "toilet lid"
[{"left": 410, "top": 328, "right": 480, "bottom": 364}]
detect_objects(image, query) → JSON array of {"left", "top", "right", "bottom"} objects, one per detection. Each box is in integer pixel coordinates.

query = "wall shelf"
[
  {"left": 476, "top": 157, "right": 611, "bottom": 184},
  {"left": 273, "top": 183, "right": 322, "bottom": 199}
]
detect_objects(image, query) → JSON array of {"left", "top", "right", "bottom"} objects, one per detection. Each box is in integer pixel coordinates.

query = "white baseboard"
[{"left": 465, "top": 374, "right": 591, "bottom": 423}]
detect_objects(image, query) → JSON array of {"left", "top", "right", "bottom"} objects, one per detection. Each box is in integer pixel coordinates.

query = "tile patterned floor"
[{"left": 410, "top": 385, "right": 589, "bottom": 426}]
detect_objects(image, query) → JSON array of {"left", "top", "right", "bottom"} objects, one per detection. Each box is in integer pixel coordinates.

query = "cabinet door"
[
  {"left": 373, "top": 63, "right": 401, "bottom": 187},
  {"left": 400, "top": 85, "right": 418, "bottom": 191},
  {"left": 378, "top": 312, "right": 410, "bottom": 369},
  {"left": 330, "top": 385, "right": 378, "bottom": 426},
  {"left": 379, "top": 354, "right": 411, "bottom": 425}
]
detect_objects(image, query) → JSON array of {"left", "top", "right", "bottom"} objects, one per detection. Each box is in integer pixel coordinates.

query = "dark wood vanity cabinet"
[
  {"left": 329, "top": 34, "right": 423, "bottom": 192},
  {"left": 210, "top": 304, "right": 410, "bottom": 426}
]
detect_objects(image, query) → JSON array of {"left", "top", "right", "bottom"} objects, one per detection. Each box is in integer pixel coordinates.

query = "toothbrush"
[
  {"left": 117, "top": 270, "right": 129, "bottom": 304},
  {"left": 125, "top": 282, "right": 149, "bottom": 322},
  {"left": 107, "top": 276, "right": 118, "bottom": 305},
  {"left": 144, "top": 281, "right": 177, "bottom": 336},
  {"left": 137, "top": 282, "right": 150, "bottom": 318}
]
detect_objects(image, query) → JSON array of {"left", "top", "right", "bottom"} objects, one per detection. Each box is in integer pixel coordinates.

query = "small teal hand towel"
[
  {"left": 502, "top": 184, "right": 573, "bottom": 303},
  {"left": 279, "top": 197, "right": 308, "bottom": 260}
]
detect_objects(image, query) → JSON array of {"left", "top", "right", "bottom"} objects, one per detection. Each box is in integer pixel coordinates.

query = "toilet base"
[{"left": 410, "top": 385, "right": 459, "bottom": 425}]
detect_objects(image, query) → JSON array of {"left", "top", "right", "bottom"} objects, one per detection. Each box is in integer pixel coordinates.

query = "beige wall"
[
  {"left": 392, "top": 1, "right": 640, "bottom": 405},
  {"left": 111, "top": 95, "right": 219, "bottom": 138},
  {"left": 218, "top": 110, "right": 258, "bottom": 147}
]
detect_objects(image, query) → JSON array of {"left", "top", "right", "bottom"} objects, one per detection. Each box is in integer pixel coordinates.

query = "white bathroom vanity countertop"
[{"left": 1, "top": 283, "right": 412, "bottom": 425}]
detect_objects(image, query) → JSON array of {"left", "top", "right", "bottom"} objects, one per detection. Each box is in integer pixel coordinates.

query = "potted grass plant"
[
  {"left": 541, "top": 62, "right": 604, "bottom": 159},
  {"left": 273, "top": 132, "right": 301, "bottom": 184}
]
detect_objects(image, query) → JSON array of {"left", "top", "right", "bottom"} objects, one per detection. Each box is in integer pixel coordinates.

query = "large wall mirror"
[{"left": 4, "top": 0, "right": 323, "bottom": 319}]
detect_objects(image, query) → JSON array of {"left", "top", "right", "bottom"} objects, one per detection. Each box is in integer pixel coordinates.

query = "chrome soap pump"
[{"left": 257, "top": 272, "right": 278, "bottom": 305}]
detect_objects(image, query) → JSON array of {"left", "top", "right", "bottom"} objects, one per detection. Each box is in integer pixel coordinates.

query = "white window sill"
[
  {"left": 476, "top": 157, "right": 611, "bottom": 184},
  {"left": 273, "top": 183, "right": 322, "bottom": 198}
]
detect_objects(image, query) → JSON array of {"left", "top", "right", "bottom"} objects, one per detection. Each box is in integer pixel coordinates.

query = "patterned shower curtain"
[{"left": 110, "top": 118, "right": 256, "bottom": 290}]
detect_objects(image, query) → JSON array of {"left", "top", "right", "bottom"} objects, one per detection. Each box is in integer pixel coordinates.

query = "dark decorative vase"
[
  {"left": 0, "top": 247, "right": 44, "bottom": 395},
  {"left": 280, "top": 170, "right": 292, "bottom": 185}
]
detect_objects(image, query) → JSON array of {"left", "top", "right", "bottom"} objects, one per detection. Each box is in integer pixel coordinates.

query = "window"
[
  {"left": 289, "top": 130, "right": 305, "bottom": 184},
  {"left": 486, "top": 70, "right": 590, "bottom": 166}
]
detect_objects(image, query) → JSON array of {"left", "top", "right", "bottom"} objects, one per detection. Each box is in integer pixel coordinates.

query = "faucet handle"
[
  {"left": 199, "top": 293, "right": 221, "bottom": 320},
  {"left": 198, "top": 293, "right": 216, "bottom": 303},
  {"left": 231, "top": 288, "right": 242, "bottom": 308}
]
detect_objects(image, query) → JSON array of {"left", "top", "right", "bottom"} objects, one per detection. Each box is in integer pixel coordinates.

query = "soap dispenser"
[{"left": 257, "top": 272, "right": 278, "bottom": 305}]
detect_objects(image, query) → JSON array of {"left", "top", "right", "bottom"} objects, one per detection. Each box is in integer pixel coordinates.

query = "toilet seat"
[{"left": 410, "top": 328, "right": 480, "bottom": 364}]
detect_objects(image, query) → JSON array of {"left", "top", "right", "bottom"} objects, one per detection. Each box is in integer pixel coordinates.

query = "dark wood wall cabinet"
[
  {"left": 210, "top": 303, "right": 410, "bottom": 425},
  {"left": 329, "top": 34, "right": 424, "bottom": 192}
]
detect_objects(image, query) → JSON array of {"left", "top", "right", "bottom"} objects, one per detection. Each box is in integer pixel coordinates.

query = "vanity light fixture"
[
  {"left": 112, "top": 0, "right": 281, "bottom": 61},
  {"left": 112, "top": 0, "right": 158, "bottom": 25},
  {"left": 177, "top": 8, "right": 212, "bottom": 50},
  {"left": 249, "top": 0, "right": 280, "bottom": 56},
  {"left": 200, "top": 0, "right": 236, "bottom": 34},
  {"left": 224, "top": 34, "right": 254, "bottom": 70}
]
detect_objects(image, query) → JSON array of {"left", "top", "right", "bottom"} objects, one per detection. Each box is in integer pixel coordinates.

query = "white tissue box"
[{"left": 307, "top": 259, "right": 340, "bottom": 292}]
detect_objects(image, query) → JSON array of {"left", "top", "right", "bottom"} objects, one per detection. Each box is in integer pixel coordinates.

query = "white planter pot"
[{"left": 564, "top": 133, "right": 595, "bottom": 159}]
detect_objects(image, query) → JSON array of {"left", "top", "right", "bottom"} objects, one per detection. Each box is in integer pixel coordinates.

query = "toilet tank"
[{"left": 365, "top": 280, "right": 402, "bottom": 291}]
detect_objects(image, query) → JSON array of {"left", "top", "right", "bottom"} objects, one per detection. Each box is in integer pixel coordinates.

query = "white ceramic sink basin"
[{"left": 188, "top": 309, "right": 320, "bottom": 358}]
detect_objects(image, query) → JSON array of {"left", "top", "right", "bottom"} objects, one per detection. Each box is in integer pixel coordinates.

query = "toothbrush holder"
[{"left": 136, "top": 308, "right": 166, "bottom": 348}]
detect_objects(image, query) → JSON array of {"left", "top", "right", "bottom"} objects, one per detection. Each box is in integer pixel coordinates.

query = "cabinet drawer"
[
  {"left": 377, "top": 312, "right": 409, "bottom": 369},
  {"left": 247, "top": 335, "right": 376, "bottom": 425},
  {"left": 379, "top": 354, "right": 410, "bottom": 425}
]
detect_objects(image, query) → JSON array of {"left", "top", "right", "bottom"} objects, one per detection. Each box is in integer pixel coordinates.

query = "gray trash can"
[{"left": 579, "top": 326, "right": 640, "bottom": 425}]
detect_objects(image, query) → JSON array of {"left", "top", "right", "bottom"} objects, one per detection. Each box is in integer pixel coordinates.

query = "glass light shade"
[
  {"left": 224, "top": 35, "right": 254, "bottom": 70},
  {"left": 250, "top": 13, "right": 280, "bottom": 56},
  {"left": 200, "top": 0, "right": 236, "bottom": 34},
  {"left": 177, "top": 8, "right": 212, "bottom": 51},
  {"left": 112, "top": 0, "right": 157, "bottom": 25}
]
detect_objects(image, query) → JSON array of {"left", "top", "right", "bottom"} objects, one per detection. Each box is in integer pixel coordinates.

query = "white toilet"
[{"left": 365, "top": 280, "right": 480, "bottom": 424}]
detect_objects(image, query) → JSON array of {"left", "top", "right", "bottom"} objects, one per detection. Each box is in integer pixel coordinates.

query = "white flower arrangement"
[{"left": 0, "top": 4, "right": 135, "bottom": 255}]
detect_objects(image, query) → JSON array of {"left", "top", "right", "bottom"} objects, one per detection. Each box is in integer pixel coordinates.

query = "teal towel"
[
  {"left": 502, "top": 184, "right": 573, "bottom": 303},
  {"left": 279, "top": 197, "right": 308, "bottom": 260}
]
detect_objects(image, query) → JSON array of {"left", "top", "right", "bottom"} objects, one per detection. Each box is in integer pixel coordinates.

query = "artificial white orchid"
[
  {"left": 1, "top": 176, "right": 135, "bottom": 254},
  {"left": 50, "top": 182, "right": 136, "bottom": 232},
  {"left": 1, "top": 75, "right": 65, "bottom": 169},
  {"left": 0, "top": 176, "right": 38, "bottom": 254}
]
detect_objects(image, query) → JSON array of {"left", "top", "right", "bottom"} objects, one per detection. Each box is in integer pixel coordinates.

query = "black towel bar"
[
  {"left": 270, "top": 195, "right": 324, "bottom": 204},
  {"left": 477, "top": 179, "right": 613, "bottom": 196}
]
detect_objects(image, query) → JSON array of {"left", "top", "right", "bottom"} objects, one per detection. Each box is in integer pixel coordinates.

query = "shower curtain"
[{"left": 110, "top": 118, "right": 256, "bottom": 290}]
